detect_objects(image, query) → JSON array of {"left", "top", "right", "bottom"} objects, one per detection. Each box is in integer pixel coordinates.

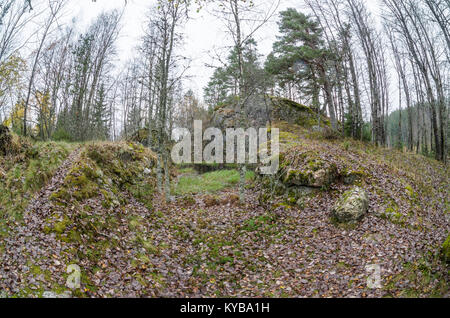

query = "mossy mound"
[
  {"left": 0, "top": 141, "right": 72, "bottom": 220},
  {"left": 28, "top": 142, "right": 158, "bottom": 296},
  {"left": 50, "top": 141, "right": 156, "bottom": 206},
  {"left": 256, "top": 124, "right": 370, "bottom": 206},
  {"left": 48, "top": 141, "right": 157, "bottom": 248}
]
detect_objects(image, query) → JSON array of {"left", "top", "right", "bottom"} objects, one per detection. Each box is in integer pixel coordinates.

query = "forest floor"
[{"left": 0, "top": 128, "right": 448, "bottom": 298}]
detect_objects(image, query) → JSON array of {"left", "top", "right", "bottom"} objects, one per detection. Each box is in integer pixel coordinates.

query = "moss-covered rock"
[
  {"left": 281, "top": 150, "right": 338, "bottom": 188},
  {"left": 269, "top": 96, "right": 330, "bottom": 129},
  {"left": 50, "top": 142, "right": 156, "bottom": 206},
  {"left": 332, "top": 187, "right": 369, "bottom": 224}
]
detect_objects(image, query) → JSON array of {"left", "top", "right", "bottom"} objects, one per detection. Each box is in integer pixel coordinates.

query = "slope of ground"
[
  {"left": 0, "top": 125, "right": 448, "bottom": 298},
  {"left": 0, "top": 141, "right": 157, "bottom": 297},
  {"left": 0, "top": 138, "right": 75, "bottom": 262},
  {"left": 258, "top": 121, "right": 449, "bottom": 297}
]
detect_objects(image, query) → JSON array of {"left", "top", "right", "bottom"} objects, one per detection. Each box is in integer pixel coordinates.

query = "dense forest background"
[{"left": 0, "top": 0, "right": 448, "bottom": 162}]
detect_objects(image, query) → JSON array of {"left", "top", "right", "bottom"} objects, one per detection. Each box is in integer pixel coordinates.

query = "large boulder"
[
  {"left": 269, "top": 96, "right": 330, "bottom": 128},
  {"left": 281, "top": 150, "right": 338, "bottom": 188},
  {"left": 213, "top": 95, "right": 272, "bottom": 129},
  {"left": 332, "top": 187, "right": 369, "bottom": 223},
  {"left": 211, "top": 95, "right": 330, "bottom": 130}
]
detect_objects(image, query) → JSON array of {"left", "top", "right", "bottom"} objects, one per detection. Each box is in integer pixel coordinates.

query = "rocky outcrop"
[
  {"left": 213, "top": 107, "right": 239, "bottom": 129},
  {"left": 332, "top": 187, "right": 369, "bottom": 224},
  {"left": 211, "top": 95, "right": 330, "bottom": 130},
  {"left": 257, "top": 149, "right": 341, "bottom": 206}
]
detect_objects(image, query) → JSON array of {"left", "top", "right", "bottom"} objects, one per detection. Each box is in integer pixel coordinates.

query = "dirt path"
[
  {"left": 25, "top": 147, "right": 82, "bottom": 219},
  {"left": 0, "top": 148, "right": 81, "bottom": 295}
]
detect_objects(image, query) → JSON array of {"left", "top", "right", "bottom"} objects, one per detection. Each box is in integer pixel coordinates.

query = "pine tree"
[
  {"left": 91, "top": 83, "right": 109, "bottom": 140},
  {"left": 265, "top": 8, "right": 336, "bottom": 128},
  {"left": 204, "top": 38, "right": 264, "bottom": 108}
]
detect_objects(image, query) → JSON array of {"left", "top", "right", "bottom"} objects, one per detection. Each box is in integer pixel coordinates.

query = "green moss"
[
  {"left": 241, "top": 213, "right": 277, "bottom": 233},
  {"left": 50, "top": 158, "right": 101, "bottom": 203},
  {"left": 307, "top": 158, "right": 324, "bottom": 171},
  {"left": 54, "top": 217, "right": 70, "bottom": 234},
  {"left": 297, "top": 115, "right": 319, "bottom": 128},
  {"left": 278, "top": 131, "right": 302, "bottom": 147},
  {"left": 284, "top": 169, "right": 311, "bottom": 185},
  {"left": 405, "top": 184, "right": 414, "bottom": 197},
  {"left": 441, "top": 235, "right": 450, "bottom": 263},
  {"left": 384, "top": 256, "right": 448, "bottom": 297},
  {"left": 43, "top": 215, "right": 72, "bottom": 236},
  {"left": 129, "top": 215, "right": 145, "bottom": 231}
]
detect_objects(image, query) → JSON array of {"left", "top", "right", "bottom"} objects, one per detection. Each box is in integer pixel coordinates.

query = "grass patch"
[{"left": 174, "top": 169, "right": 255, "bottom": 195}]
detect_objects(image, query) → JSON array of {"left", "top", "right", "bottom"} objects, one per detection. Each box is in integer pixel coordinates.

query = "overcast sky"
[{"left": 58, "top": 0, "right": 382, "bottom": 101}]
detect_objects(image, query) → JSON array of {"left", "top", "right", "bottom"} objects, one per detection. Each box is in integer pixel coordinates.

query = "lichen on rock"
[{"left": 332, "top": 187, "right": 369, "bottom": 224}]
